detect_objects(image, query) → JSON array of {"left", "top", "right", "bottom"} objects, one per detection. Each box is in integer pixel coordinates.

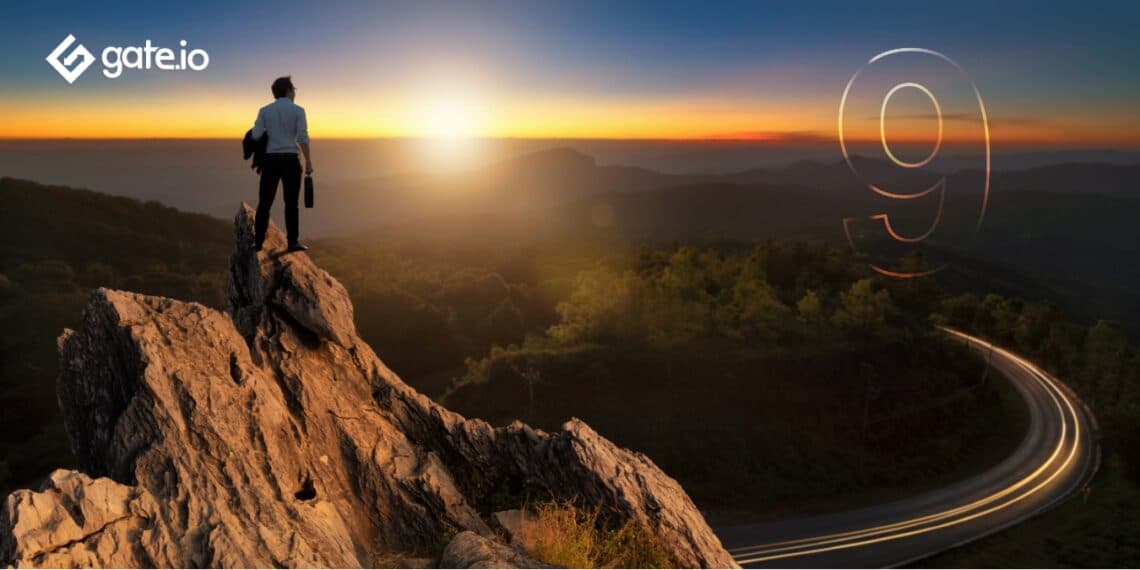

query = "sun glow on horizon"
[
  {"left": 407, "top": 91, "right": 487, "bottom": 140},
  {"left": 0, "top": 87, "right": 1137, "bottom": 147},
  {"left": 398, "top": 90, "right": 489, "bottom": 172}
]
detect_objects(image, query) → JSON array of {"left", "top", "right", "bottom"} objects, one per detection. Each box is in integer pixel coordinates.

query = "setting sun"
[{"left": 413, "top": 94, "right": 485, "bottom": 139}]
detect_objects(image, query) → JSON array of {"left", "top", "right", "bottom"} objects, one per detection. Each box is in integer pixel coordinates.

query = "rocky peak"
[{"left": 0, "top": 204, "right": 736, "bottom": 568}]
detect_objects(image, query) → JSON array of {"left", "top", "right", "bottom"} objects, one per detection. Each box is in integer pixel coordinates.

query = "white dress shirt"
[{"left": 251, "top": 97, "right": 310, "bottom": 154}]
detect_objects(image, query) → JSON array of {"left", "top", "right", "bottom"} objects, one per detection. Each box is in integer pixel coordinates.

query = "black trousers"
[{"left": 255, "top": 153, "right": 302, "bottom": 245}]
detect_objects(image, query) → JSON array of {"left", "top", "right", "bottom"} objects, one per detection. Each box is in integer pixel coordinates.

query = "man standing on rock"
[{"left": 250, "top": 76, "right": 312, "bottom": 252}]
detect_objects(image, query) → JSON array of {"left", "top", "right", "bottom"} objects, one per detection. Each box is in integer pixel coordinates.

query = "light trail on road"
[{"left": 723, "top": 329, "right": 1097, "bottom": 566}]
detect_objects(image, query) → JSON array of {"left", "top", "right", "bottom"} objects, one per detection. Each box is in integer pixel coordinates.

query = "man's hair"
[{"left": 271, "top": 76, "right": 294, "bottom": 98}]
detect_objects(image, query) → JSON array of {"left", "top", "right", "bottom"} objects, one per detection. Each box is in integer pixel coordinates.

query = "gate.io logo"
[
  {"left": 45, "top": 34, "right": 210, "bottom": 83},
  {"left": 46, "top": 34, "right": 95, "bottom": 84}
]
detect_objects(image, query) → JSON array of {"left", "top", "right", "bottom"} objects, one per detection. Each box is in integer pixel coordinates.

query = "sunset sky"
[{"left": 1, "top": 1, "right": 1137, "bottom": 146}]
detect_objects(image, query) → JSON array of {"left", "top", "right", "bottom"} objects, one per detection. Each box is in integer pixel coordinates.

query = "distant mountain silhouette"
[
  {"left": 471, "top": 147, "right": 713, "bottom": 205},
  {"left": 5, "top": 146, "right": 1137, "bottom": 330},
  {"left": 355, "top": 157, "right": 1140, "bottom": 333},
  {"left": 305, "top": 148, "right": 710, "bottom": 236},
  {"left": 988, "top": 162, "right": 1140, "bottom": 197},
  {"left": 724, "top": 155, "right": 937, "bottom": 196}
]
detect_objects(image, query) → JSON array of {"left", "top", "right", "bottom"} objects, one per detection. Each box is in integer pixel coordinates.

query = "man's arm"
[
  {"left": 296, "top": 106, "right": 312, "bottom": 174},
  {"left": 251, "top": 107, "right": 265, "bottom": 139},
  {"left": 299, "top": 142, "right": 312, "bottom": 174}
]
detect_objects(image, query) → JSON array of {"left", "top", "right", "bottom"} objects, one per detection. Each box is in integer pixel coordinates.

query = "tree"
[
  {"left": 796, "top": 289, "right": 824, "bottom": 325},
  {"left": 548, "top": 268, "right": 640, "bottom": 346},
  {"left": 939, "top": 292, "right": 980, "bottom": 330},
  {"left": 832, "top": 279, "right": 892, "bottom": 340},
  {"left": 1085, "top": 320, "right": 1129, "bottom": 406},
  {"left": 709, "top": 268, "right": 788, "bottom": 342},
  {"left": 987, "top": 295, "right": 1021, "bottom": 343},
  {"left": 1013, "top": 302, "right": 1058, "bottom": 354}
]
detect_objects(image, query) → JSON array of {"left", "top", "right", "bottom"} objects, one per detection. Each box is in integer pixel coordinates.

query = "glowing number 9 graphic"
[{"left": 838, "top": 48, "right": 991, "bottom": 278}]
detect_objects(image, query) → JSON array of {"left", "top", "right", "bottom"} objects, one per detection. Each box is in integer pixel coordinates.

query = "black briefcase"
[{"left": 304, "top": 175, "right": 314, "bottom": 208}]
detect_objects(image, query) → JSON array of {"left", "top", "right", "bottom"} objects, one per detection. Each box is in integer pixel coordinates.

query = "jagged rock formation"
[
  {"left": 0, "top": 204, "right": 736, "bottom": 568},
  {"left": 439, "top": 532, "right": 548, "bottom": 569}
]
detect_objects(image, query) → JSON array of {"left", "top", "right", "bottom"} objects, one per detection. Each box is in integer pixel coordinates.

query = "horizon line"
[{"left": 0, "top": 135, "right": 1135, "bottom": 150}]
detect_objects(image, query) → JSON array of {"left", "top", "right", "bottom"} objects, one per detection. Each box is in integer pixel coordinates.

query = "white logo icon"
[{"left": 46, "top": 34, "right": 96, "bottom": 84}]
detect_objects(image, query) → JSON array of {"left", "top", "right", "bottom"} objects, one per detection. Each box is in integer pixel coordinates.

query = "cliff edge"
[{"left": 0, "top": 204, "right": 736, "bottom": 568}]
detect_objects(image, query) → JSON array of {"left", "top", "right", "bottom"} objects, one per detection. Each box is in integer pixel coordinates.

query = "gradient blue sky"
[{"left": 1, "top": 0, "right": 1137, "bottom": 143}]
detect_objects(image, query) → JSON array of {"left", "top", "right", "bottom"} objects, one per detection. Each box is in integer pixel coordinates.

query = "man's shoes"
[{"left": 287, "top": 242, "right": 309, "bottom": 253}]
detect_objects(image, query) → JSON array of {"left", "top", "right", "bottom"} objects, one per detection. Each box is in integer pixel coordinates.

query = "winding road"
[{"left": 715, "top": 329, "right": 1100, "bottom": 568}]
